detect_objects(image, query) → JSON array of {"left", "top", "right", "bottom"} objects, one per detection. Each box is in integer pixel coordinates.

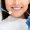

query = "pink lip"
[
  {"left": 11, "top": 7, "right": 23, "bottom": 11},
  {"left": 11, "top": 5, "right": 23, "bottom": 11}
]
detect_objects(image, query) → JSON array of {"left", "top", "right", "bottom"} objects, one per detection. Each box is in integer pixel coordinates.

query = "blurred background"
[{"left": 0, "top": 0, "right": 2, "bottom": 21}]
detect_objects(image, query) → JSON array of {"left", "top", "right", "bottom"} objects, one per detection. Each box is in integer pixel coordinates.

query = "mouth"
[{"left": 11, "top": 6, "right": 23, "bottom": 11}]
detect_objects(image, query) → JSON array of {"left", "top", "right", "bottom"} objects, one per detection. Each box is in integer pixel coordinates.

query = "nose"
[{"left": 13, "top": 0, "right": 19, "bottom": 5}]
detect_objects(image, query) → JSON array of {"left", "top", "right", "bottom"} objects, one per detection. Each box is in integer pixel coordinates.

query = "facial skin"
[
  {"left": 29, "top": 1, "right": 30, "bottom": 2},
  {"left": 5, "top": 0, "right": 29, "bottom": 18}
]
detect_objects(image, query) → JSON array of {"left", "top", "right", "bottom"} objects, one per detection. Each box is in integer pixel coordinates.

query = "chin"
[{"left": 12, "top": 13, "right": 23, "bottom": 18}]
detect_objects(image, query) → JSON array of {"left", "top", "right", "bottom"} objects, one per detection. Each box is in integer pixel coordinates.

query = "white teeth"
[{"left": 14, "top": 8, "right": 20, "bottom": 9}]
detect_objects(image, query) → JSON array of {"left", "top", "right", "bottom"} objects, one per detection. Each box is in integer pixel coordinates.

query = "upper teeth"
[{"left": 14, "top": 8, "right": 20, "bottom": 9}]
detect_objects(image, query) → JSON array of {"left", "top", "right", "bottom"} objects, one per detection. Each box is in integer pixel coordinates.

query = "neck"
[{"left": 18, "top": 14, "right": 25, "bottom": 19}]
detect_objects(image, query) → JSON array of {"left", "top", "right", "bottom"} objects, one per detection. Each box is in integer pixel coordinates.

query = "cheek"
[
  {"left": 29, "top": 1, "right": 30, "bottom": 2},
  {"left": 22, "top": 0, "right": 29, "bottom": 11},
  {"left": 22, "top": 0, "right": 29, "bottom": 6},
  {"left": 5, "top": 0, "right": 13, "bottom": 10},
  {"left": 5, "top": 0, "right": 13, "bottom": 4}
]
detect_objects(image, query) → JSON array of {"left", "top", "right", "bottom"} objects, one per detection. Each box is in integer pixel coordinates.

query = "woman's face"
[{"left": 5, "top": 0, "right": 29, "bottom": 17}]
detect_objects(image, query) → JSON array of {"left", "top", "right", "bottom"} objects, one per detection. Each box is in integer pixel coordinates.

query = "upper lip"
[
  {"left": 11, "top": 6, "right": 20, "bottom": 8},
  {"left": 11, "top": 6, "right": 23, "bottom": 8},
  {"left": 11, "top": 5, "right": 21, "bottom": 8}
]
